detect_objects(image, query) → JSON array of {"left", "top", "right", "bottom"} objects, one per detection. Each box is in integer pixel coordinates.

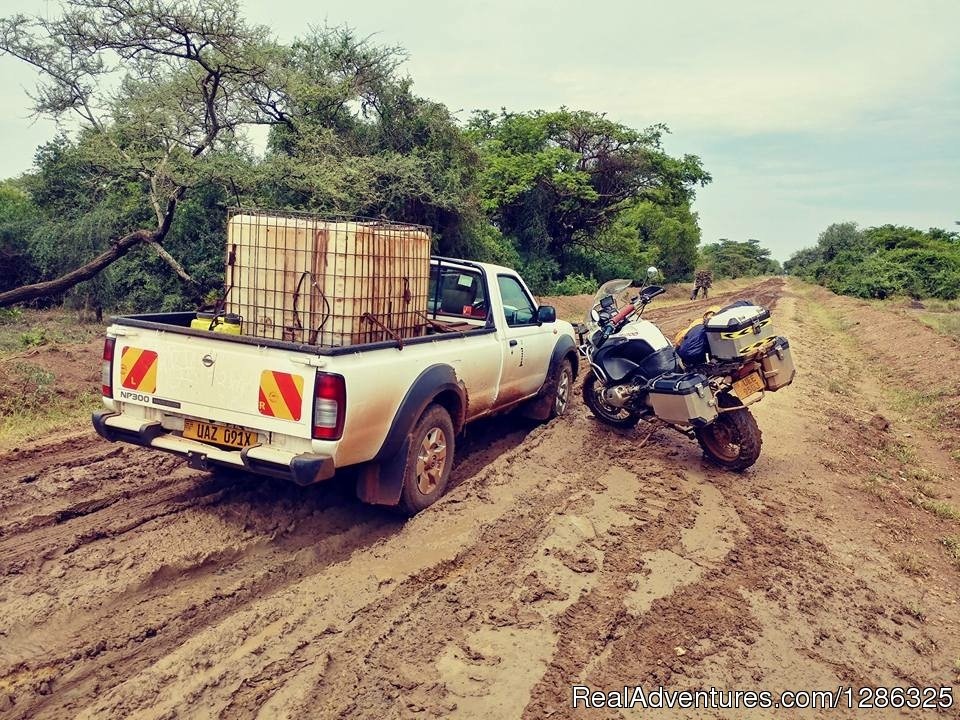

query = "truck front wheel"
[
  {"left": 549, "top": 358, "right": 573, "bottom": 418},
  {"left": 398, "top": 404, "right": 456, "bottom": 515}
]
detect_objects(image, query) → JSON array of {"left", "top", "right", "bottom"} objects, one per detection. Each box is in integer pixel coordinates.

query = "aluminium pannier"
[
  {"left": 647, "top": 373, "right": 718, "bottom": 427},
  {"left": 704, "top": 304, "right": 775, "bottom": 360},
  {"left": 760, "top": 336, "right": 796, "bottom": 391}
]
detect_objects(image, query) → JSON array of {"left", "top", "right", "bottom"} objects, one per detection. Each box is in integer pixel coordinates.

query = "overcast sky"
[{"left": 1, "top": 0, "right": 957, "bottom": 260}]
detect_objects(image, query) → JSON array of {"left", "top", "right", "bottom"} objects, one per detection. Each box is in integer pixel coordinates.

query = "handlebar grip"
[{"left": 610, "top": 303, "right": 636, "bottom": 325}]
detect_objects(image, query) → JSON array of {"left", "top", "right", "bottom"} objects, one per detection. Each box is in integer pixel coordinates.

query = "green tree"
[
  {"left": 0, "top": 179, "right": 35, "bottom": 224},
  {"left": 0, "top": 178, "right": 40, "bottom": 292},
  {"left": 595, "top": 201, "right": 703, "bottom": 281},
  {"left": 467, "top": 109, "right": 710, "bottom": 290},
  {"left": 699, "top": 238, "right": 780, "bottom": 279},
  {"left": 258, "top": 38, "right": 481, "bottom": 256},
  {"left": 816, "top": 222, "right": 869, "bottom": 261}
]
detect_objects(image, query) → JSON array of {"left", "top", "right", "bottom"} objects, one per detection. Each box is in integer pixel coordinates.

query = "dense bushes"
[
  {"left": 0, "top": 110, "right": 714, "bottom": 306},
  {"left": 785, "top": 223, "right": 960, "bottom": 300},
  {"left": 550, "top": 273, "right": 599, "bottom": 296}
]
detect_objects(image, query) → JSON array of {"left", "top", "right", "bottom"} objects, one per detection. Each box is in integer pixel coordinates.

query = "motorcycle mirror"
[{"left": 646, "top": 266, "right": 659, "bottom": 279}]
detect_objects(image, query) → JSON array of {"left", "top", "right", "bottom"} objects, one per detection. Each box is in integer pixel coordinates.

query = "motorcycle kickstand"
[{"left": 636, "top": 421, "right": 662, "bottom": 449}]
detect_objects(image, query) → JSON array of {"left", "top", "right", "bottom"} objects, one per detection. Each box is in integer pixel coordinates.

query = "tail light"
[
  {"left": 101, "top": 337, "right": 116, "bottom": 397},
  {"left": 312, "top": 371, "right": 346, "bottom": 440}
]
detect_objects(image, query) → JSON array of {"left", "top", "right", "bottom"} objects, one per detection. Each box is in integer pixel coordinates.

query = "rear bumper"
[{"left": 92, "top": 410, "right": 336, "bottom": 486}]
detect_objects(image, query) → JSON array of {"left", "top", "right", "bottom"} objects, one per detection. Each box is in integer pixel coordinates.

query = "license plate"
[
  {"left": 182, "top": 419, "right": 256, "bottom": 449},
  {"left": 733, "top": 372, "right": 764, "bottom": 398}
]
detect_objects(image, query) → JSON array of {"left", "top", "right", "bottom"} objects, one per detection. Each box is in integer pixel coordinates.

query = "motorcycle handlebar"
[
  {"left": 594, "top": 286, "right": 666, "bottom": 344},
  {"left": 610, "top": 303, "right": 636, "bottom": 325}
]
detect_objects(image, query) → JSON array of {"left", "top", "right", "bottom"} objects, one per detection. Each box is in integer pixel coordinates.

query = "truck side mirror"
[{"left": 537, "top": 305, "right": 556, "bottom": 324}]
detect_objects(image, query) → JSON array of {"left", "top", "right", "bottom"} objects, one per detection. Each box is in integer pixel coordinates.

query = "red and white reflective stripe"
[
  {"left": 101, "top": 337, "right": 116, "bottom": 397},
  {"left": 312, "top": 371, "right": 346, "bottom": 440}
]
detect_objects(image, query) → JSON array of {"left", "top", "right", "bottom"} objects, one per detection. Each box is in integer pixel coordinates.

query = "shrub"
[{"left": 551, "top": 273, "right": 598, "bottom": 296}]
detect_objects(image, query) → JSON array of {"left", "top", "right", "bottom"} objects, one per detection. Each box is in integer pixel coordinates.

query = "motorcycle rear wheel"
[
  {"left": 695, "top": 407, "right": 762, "bottom": 471},
  {"left": 583, "top": 374, "right": 641, "bottom": 428}
]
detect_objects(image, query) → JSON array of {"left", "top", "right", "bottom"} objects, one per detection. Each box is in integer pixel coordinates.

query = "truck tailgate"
[{"left": 112, "top": 331, "right": 316, "bottom": 439}]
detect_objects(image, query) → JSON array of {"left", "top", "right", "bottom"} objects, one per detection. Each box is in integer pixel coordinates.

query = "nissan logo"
[{"left": 201, "top": 354, "right": 215, "bottom": 367}]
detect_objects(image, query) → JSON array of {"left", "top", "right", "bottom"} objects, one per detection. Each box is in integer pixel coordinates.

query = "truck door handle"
[{"left": 509, "top": 339, "right": 518, "bottom": 347}]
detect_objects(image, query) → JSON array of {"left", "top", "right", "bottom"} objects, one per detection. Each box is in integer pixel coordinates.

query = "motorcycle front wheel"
[
  {"left": 583, "top": 374, "right": 641, "bottom": 428},
  {"left": 695, "top": 407, "right": 762, "bottom": 471}
]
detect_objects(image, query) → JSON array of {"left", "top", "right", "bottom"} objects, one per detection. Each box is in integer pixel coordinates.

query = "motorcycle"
[{"left": 576, "top": 272, "right": 795, "bottom": 471}]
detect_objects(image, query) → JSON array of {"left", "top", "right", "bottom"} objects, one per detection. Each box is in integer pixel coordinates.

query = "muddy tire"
[
  {"left": 397, "top": 404, "right": 455, "bottom": 515},
  {"left": 548, "top": 359, "right": 573, "bottom": 419},
  {"left": 695, "top": 407, "right": 762, "bottom": 471},
  {"left": 582, "top": 373, "right": 641, "bottom": 428}
]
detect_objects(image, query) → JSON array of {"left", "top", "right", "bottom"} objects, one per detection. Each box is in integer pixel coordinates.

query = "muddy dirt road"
[{"left": 1, "top": 279, "right": 959, "bottom": 718}]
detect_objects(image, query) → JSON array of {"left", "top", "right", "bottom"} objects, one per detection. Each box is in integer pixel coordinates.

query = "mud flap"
[
  {"left": 521, "top": 338, "right": 578, "bottom": 421},
  {"left": 521, "top": 375, "right": 556, "bottom": 421},
  {"left": 355, "top": 437, "right": 409, "bottom": 506}
]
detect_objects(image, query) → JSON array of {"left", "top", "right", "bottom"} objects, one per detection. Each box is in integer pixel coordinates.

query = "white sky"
[{"left": 1, "top": 0, "right": 957, "bottom": 260}]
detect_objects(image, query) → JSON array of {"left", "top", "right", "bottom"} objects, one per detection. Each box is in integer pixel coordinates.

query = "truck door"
[{"left": 494, "top": 274, "right": 554, "bottom": 404}]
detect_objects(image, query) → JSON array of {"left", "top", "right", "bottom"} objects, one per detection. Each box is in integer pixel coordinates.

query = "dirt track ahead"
[{"left": 1, "top": 279, "right": 959, "bottom": 719}]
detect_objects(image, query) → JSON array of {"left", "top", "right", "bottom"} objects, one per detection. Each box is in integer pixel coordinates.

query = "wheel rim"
[
  {"left": 416, "top": 427, "right": 447, "bottom": 494},
  {"left": 591, "top": 383, "right": 632, "bottom": 422},
  {"left": 555, "top": 370, "right": 571, "bottom": 414},
  {"left": 700, "top": 417, "right": 741, "bottom": 461}
]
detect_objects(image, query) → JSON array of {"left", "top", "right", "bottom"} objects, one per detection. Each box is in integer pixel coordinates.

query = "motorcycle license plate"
[
  {"left": 733, "top": 372, "right": 764, "bottom": 399},
  {"left": 182, "top": 419, "right": 256, "bottom": 449}
]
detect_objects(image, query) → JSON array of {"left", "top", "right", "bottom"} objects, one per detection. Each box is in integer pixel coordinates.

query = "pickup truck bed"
[{"left": 94, "top": 258, "right": 579, "bottom": 513}]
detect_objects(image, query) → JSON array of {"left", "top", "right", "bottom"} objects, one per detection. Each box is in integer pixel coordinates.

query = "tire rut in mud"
[
  {"left": 0, "top": 278, "right": 806, "bottom": 718},
  {"left": 0, "top": 411, "right": 542, "bottom": 718}
]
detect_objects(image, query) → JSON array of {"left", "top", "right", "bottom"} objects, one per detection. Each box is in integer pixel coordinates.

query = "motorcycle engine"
[{"left": 602, "top": 384, "right": 640, "bottom": 408}]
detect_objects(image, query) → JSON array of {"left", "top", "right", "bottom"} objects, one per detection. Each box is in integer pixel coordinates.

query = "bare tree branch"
[
  {"left": 147, "top": 238, "right": 196, "bottom": 285},
  {"left": 0, "top": 228, "right": 156, "bottom": 306},
  {"left": 0, "top": 0, "right": 281, "bottom": 304}
]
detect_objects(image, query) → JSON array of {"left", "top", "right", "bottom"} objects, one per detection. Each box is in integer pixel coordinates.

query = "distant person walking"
[{"left": 690, "top": 269, "right": 713, "bottom": 300}]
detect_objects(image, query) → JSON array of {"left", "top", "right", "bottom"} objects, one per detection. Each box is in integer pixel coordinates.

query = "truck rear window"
[{"left": 428, "top": 267, "right": 488, "bottom": 320}]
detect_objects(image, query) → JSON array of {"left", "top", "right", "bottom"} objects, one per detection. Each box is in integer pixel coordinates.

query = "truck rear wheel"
[{"left": 398, "top": 404, "right": 455, "bottom": 515}]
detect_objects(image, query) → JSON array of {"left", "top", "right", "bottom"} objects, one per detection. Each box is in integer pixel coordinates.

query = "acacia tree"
[
  {"left": 258, "top": 34, "right": 480, "bottom": 255},
  {"left": 0, "top": 0, "right": 292, "bottom": 307}
]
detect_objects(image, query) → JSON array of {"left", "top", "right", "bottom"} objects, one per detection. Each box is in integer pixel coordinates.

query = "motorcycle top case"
[
  {"left": 704, "top": 304, "right": 775, "bottom": 359},
  {"left": 647, "top": 372, "right": 718, "bottom": 427},
  {"left": 760, "top": 336, "right": 796, "bottom": 391}
]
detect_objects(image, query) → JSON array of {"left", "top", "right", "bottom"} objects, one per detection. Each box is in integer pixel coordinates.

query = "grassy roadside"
[
  {"left": 0, "top": 394, "right": 100, "bottom": 450},
  {"left": 0, "top": 307, "right": 104, "bottom": 352},
  {"left": 0, "top": 309, "right": 104, "bottom": 450},
  {"left": 790, "top": 281, "right": 960, "bottom": 549},
  {"left": 916, "top": 313, "right": 960, "bottom": 340},
  {"left": 861, "top": 295, "right": 960, "bottom": 342},
  {"left": 795, "top": 298, "right": 960, "bottom": 612}
]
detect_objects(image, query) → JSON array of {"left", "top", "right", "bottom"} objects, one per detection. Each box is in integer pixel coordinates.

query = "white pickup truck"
[{"left": 93, "top": 257, "right": 579, "bottom": 513}]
